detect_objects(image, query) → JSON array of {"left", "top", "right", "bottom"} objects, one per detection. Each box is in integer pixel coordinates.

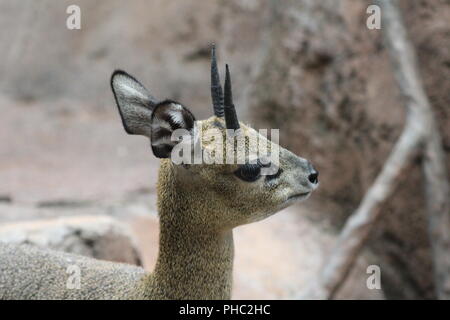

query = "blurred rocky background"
[{"left": 0, "top": 0, "right": 448, "bottom": 299}]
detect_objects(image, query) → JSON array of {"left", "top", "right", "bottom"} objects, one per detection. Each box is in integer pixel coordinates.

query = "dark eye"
[
  {"left": 234, "top": 163, "right": 261, "bottom": 182},
  {"left": 265, "top": 168, "right": 283, "bottom": 181}
]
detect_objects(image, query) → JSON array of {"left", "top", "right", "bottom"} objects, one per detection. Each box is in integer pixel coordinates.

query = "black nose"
[{"left": 308, "top": 170, "right": 319, "bottom": 184}]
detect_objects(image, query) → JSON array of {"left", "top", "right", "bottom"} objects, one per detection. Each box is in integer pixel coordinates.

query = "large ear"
[
  {"left": 150, "top": 100, "right": 196, "bottom": 158},
  {"left": 111, "top": 70, "right": 158, "bottom": 136}
]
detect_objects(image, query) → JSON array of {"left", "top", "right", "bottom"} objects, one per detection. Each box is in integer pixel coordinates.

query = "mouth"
[{"left": 287, "top": 192, "right": 311, "bottom": 201}]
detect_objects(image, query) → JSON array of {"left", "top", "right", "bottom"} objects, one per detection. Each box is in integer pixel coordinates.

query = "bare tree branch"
[
  {"left": 301, "top": 0, "right": 449, "bottom": 299},
  {"left": 301, "top": 123, "right": 424, "bottom": 299},
  {"left": 425, "top": 125, "right": 450, "bottom": 299},
  {"left": 381, "top": 0, "right": 450, "bottom": 300}
]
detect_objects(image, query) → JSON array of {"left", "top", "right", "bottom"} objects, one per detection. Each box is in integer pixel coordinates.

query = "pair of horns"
[{"left": 210, "top": 45, "right": 240, "bottom": 130}]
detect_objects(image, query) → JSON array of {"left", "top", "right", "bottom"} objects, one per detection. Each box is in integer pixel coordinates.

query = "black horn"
[
  {"left": 211, "top": 44, "right": 224, "bottom": 117},
  {"left": 224, "top": 64, "right": 240, "bottom": 130}
]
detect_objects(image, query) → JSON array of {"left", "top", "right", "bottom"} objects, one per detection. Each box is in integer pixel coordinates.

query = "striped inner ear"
[{"left": 150, "top": 100, "right": 195, "bottom": 158}]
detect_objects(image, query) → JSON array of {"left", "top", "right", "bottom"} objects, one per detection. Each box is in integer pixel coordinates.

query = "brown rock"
[{"left": 0, "top": 215, "right": 142, "bottom": 266}]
